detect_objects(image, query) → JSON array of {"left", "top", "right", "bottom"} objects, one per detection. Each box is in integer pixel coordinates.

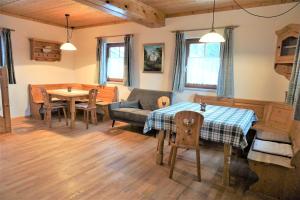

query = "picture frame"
[{"left": 143, "top": 43, "right": 164, "bottom": 73}]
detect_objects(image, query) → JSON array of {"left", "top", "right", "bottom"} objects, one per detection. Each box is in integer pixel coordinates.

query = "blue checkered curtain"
[
  {"left": 217, "top": 27, "right": 234, "bottom": 98},
  {"left": 287, "top": 34, "right": 300, "bottom": 108},
  {"left": 124, "top": 34, "right": 134, "bottom": 87},
  {"left": 97, "top": 38, "right": 107, "bottom": 85},
  {"left": 172, "top": 32, "right": 186, "bottom": 92},
  {"left": 0, "top": 28, "right": 16, "bottom": 84}
]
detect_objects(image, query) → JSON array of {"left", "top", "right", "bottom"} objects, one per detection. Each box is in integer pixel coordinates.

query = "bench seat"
[{"left": 247, "top": 122, "right": 300, "bottom": 199}]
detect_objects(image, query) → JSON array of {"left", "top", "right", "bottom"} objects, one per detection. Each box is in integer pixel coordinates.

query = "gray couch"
[{"left": 108, "top": 88, "right": 173, "bottom": 128}]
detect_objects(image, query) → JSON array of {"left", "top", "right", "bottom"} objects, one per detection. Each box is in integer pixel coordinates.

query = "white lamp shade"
[
  {"left": 200, "top": 31, "right": 225, "bottom": 43},
  {"left": 60, "top": 42, "right": 77, "bottom": 51}
]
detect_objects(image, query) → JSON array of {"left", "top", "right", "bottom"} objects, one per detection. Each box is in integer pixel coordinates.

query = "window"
[
  {"left": 185, "top": 39, "right": 221, "bottom": 89},
  {"left": 106, "top": 43, "right": 125, "bottom": 82}
]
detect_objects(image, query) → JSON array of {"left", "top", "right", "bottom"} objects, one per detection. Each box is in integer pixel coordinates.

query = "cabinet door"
[{"left": 276, "top": 31, "right": 299, "bottom": 63}]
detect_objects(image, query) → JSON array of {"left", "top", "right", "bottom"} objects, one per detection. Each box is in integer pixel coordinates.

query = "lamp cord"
[
  {"left": 212, "top": 0, "right": 216, "bottom": 31},
  {"left": 232, "top": 0, "right": 300, "bottom": 18},
  {"left": 66, "top": 14, "right": 70, "bottom": 42}
]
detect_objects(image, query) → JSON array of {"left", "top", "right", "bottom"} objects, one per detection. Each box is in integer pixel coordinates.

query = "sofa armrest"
[{"left": 109, "top": 102, "right": 121, "bottom": 110}]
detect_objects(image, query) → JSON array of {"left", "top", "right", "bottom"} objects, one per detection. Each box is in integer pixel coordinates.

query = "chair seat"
[
  {"left": 44, "top": 102, "right": 67, "bottom": 109},
  {"left": 75, "top": 103, "right": 96, "bottom": 110}
]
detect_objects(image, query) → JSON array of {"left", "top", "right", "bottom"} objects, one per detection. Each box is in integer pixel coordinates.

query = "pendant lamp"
[
  {"left": 200, "top": 0, "right": 225, "bottom": 43},
  {"left": 60, "top": 14, "right": 77, "bottom": 51}
]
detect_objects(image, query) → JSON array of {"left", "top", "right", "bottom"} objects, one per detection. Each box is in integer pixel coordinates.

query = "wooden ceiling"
[
  {"left": 0, "top": 0, "right": 298, "bottom": 28},
  {"left": 140, "top": 0, "right": 299, "bottom": 17},
  {"left": 0, "top": 0, "right": 125, "bottom": 28}
]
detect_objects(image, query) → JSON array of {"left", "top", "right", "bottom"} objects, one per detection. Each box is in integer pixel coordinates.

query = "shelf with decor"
[{"left": 274, "top": 24, "right": 300, "bottom": 79}]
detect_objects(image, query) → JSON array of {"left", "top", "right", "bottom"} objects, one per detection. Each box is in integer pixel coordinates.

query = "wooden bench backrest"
[
  {"left": 97, "top": 85, "right": 118, "bottom": 102},
  {"left": 29, "top": 83, "right": 118, "bottom": 103},
  {"left": 290, "top": 120, "right": 300, "bottom": 167},
  {"left": 194, "top": 95, "right": 293, "bottom": 132}
]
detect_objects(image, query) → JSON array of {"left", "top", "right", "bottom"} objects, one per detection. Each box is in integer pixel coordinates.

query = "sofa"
[{"left": 108, "top": 88, "right": 173, "bottom": 128}]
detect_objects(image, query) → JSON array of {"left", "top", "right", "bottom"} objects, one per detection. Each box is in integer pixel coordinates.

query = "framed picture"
[{"left": 143, "top": 43, "right": 164, "bottom": 73}]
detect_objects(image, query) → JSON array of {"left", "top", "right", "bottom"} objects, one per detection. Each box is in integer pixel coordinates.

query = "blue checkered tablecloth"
[{"left": 143, "top": 102, "right": 257, "bottom": 149}]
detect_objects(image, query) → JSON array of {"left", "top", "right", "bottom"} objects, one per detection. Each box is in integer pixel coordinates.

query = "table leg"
[
  {"left": 223, "top": 143, "right": 232, "bottom": 186},
  {"left": 156, "top": 130, "right": 165, "bottom": 165},
  {"left": 70, "top": 98, "right": 76, "bottom": 129}
]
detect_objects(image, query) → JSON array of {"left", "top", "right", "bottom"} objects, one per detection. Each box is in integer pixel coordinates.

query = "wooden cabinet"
[
  {"left": 29, "top": 38, "right": 62, "bottom": 62},
  {"left": 274, "top": 24, "right": 300, "bottom": 80}
]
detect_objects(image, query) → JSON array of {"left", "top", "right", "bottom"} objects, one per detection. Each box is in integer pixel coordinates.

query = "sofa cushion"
[
  {"left": 111, "top": 108, "right": 151, "bottom": 123},
  {"left": 120, "top": 100, "right": 140, "bottom": 109}
]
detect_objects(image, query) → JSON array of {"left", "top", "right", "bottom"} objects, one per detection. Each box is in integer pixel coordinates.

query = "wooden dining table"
[
  {"left": 143, "top": 102, "right": 257, "bottom": 186},
  {"left": 47, "top": 89, "right": 89, "bottom": 128}
]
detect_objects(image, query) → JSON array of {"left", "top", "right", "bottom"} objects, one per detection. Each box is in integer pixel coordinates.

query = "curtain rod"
[
  {"left": 170, "top": 25, "right": 239, "bottom": 33},
  {"left": 0, "top": 27, "right": 15, "bottom": 32},
  {"left": 95, "top": 33, "right": 134, "bottom": 39}
]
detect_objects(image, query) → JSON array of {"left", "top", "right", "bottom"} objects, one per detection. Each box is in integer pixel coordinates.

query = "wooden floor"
[{"left": 0, "top": 118, "right": 272, "bottom": 200}]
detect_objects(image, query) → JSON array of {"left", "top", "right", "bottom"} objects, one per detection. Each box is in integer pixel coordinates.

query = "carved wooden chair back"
[
  {"left": 174, "top": 111, "right": 204, "bottom": 149},
  {"left": 41, "top": 88, "right": 50, "bottom": 108},
  {"left": 157, "top": 96, "right": 170, "bottom": 109},
  {"left": 88, "top": 89, "right": 98, "bottom": 108}
]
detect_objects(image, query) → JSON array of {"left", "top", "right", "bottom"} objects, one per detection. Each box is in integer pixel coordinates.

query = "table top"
[
  {"left": 143, "top": 102, "right": 257, "bottom": 149},
  {"left": 47, "top": 89, "right": 89, "bottom": 98}
]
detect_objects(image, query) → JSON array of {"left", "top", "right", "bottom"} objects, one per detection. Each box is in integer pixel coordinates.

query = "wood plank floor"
[{"left": 0, "top": 118, "right": 272, "bottom": 200}]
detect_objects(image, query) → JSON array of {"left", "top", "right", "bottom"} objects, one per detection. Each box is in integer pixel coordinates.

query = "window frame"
[
  {"left": 106, "top": 42, "right": 125, "bottom": 83},
  {"left": 185, "top": 38, "right": 220, "bottom": 90}
]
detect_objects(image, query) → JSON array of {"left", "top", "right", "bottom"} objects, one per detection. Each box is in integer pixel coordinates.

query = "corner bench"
[
  {"left": 247, "top": 121, "right": 300, "bottom": 199},
  {"left": 29, "top": 83, "right": 118, "bottom": 120},
  {"left": 194, "top": 95, "right": 299, "bottom": 198}
]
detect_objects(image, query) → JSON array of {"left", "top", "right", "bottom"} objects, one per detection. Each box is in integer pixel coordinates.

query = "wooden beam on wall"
[{"left": 73, "top": 0, "right": 165, "bottom": 28}]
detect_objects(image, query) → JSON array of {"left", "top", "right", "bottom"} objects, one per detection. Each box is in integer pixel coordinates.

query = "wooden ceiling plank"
[
  {"left": 73, "top": 0, "right": 165, "bottom": 28},
  {"left": 166, "top": 0, "right": 299, "bottom": 17}
]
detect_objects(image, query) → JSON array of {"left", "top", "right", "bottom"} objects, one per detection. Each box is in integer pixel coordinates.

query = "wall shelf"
[{"left": 29, "top": 38, "right": 62, "bottom": 62}]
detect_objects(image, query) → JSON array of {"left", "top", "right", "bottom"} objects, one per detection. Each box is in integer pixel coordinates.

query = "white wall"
[
  {"left": 73, "top": 3, "right": 300, "bottom": 103},
  {"left": 0, "top": 14, "right": 76, "bottom": 117},
  {"left": 1, "top": 3, "right": 300, "bottom": 117}
]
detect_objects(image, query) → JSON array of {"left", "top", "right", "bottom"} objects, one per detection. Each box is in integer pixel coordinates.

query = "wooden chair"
[
  {"left": 169, "top": 111, "right": 204, "bottom": 181},
  {"left": 75, "top": 89, "right": 98, "bottom": 129},
  {"left": 41, "top": 88, "right": 68, "bottom": 128},
  {"left": 157, "top": 96, "right": 170, "bottom": 109}
]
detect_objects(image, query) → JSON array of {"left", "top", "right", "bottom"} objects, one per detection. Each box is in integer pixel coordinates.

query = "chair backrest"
[
  {"left": 40, "top": 88, "right": 50, "bottom": 107},
  {"left": 174, "top": 111, "right": 204, "bottom": 148},
  {"left": 157, "top": 96, "right": 170, "bottom": 109},
  {"left": 88, "top": 89, "right": 98, "bottom": 108}
]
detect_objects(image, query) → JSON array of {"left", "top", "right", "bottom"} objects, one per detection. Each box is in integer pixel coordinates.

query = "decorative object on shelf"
[
  {"left": 143, "top": 43, "right": 164, "bottom": 73},
  {"left": 60, "top": 14, "right": 76, "bottom": 51},
  {"left": 29, "top": 38, "right": 61, "bottom": 62},
  {"left": 274, "top": 24, "right": 300, "bottom": 80},
  {"left": 199, "top": 0, "right": 225, "bottom": 43},
  {"left": 67, "top": 87, "right": 72, "bottom": 92}
]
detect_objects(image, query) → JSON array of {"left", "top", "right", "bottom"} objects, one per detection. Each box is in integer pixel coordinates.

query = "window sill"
[
  {"left": 184, "top": 87, "right": 217, "bottom": 93},
  {"left": 107, "top": 81, "right": 124, "bottom": 85}
]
